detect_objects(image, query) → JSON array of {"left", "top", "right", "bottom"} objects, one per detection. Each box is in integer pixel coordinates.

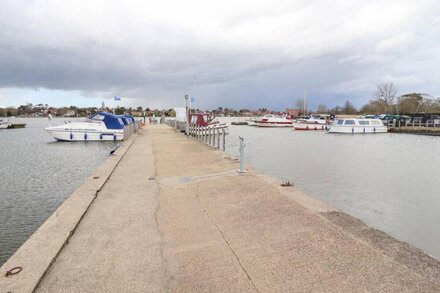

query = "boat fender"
[
  {"left": 306, "top": 126, "right": 309, "bottom": 130},
  {"left": 314, "top": 126, "right": 317, "bottom": 130},
  {"left": 70, "top": 133, "right": 73, "bottom": 140},
  {"left": 363, "top": 128, "right": 366, "bottom": 133},
  {"left": 100, "top": 134, "right": 103, "bottom": 140},
  {"left": 352, "top": 127, "right": 354, "bottom": 133},
  {"left": 113, "top": 134, "right": 117, "bottom": 141},
  {"left": 374, "top": 127, "right": 376, "bottom": 133},
  {"left": 84, "top": 133, "right": 88, "bottom": 140}
]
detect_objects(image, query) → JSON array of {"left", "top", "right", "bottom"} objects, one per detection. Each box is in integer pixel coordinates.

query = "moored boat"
[
  {"left": 0, "top": 119, "right": 11, "bottom": 129},
  {"left": 328, "top": 118, "right": 387, "bottom": 134},
  {"left": 292, "top": 114, "right": 330, "bottom": 130},
  {"left": 45, "top": 112, "right": 126, "bottom": 141},
  {"left": 255, "top": 114, "right": 293, "bottom": 127}
]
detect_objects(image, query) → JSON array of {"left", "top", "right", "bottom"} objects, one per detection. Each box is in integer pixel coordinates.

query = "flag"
[{"left": 114, "top": 96, "right": 121, "bottom": 101}]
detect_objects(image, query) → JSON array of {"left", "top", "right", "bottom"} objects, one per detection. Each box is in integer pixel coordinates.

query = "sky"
[{"left": 0, "top": 0, "right": 439, "bottom": 110}]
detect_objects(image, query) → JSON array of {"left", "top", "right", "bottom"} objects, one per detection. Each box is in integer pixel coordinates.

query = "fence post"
[
  {"left": 204, "top": 127, "right": 208, "bottom": 143},
  {"left": 209, "top": 127, "right": 213, "bottom": 146}
]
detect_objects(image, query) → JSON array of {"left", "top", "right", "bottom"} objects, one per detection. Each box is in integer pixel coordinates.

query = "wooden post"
[{"left": 222, "top": 129, "right": 226, "bottom": 151}]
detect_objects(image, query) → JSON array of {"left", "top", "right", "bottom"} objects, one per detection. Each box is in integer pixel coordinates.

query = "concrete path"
[{"left": 18, "top": 125, "right": 440, "bottom": 292}]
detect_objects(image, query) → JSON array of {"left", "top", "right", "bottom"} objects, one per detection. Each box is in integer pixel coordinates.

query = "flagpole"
[{"left": 193, "top": 77, "right": 197, "bottom": 112}]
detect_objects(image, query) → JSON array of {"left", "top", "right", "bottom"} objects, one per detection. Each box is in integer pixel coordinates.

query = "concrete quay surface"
[{"left": 2, "top": 125, "right": 440, "bottom": 292}]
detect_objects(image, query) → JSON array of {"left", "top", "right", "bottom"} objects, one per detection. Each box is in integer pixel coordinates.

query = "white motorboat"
[
  {"left": 255, "top": 114, "right": 293, "bottom": 127},
  {"left": 0, "top": 119, "right": 11, "bottom": 129},
  {"left": 292, "top": 114, "right": 330, "bottom": 130},
  {"left": 45, "top": 112, "right": 128, "bottom": 141},
  {"left": 328, "top": 118, "right": 387, "bottom": 134}
]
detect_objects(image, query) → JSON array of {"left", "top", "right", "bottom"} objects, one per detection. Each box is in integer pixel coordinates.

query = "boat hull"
[
  {"left": 255, "top": 122, "right": 292, "bottom": 127},
  {"left": 293, "top": 122, "right": 329, "bottom": 130},
  {"left": 328, "top": 126, "right": 387, "bottom": 134},
  {"left": 45, "top": 129, "right": 124, "bottom": 141}
]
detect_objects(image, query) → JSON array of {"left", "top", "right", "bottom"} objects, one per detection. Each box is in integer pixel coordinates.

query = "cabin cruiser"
[
  {"left": 255, "top": 114, "right": 293, "bottom": 127},
  {"left": 328, "top": 118, "right": 387, "bottom": 134},
  {"left": 45, "top": 112, "right": 128, "bottom": 141},
  {"left": 292, "top": 114, "right": 330, "bottom": 130},
  {"left": 0, "top": 119, "right": 11, "bottom": 129}
]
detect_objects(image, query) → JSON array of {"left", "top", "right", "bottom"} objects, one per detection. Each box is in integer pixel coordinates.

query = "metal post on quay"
[{"left": 238, "top": 137, "right": 246, "bottom": 173}]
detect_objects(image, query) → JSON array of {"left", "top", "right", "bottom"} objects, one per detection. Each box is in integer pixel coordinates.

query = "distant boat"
[
  {"left": 255, "top": 114, "right": 293, "bottom": 127},
  {"left": 45, "top": 112, "right": 129, "bottom": 141},
  {"left": 292, "top": 114, "right": 330, "bottom": 130},
  {"left": 328, "top": 118, "right": 387, "bottom": 134},
  {"left": 0, "top": 119, "right": 11, "bottom": 129}
]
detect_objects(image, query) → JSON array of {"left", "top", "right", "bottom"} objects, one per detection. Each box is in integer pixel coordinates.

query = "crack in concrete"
[
  {"left": 194, "top": 183, "right": 260, "bottom": 293},
  {"left": 150, "top": 138, "right": 171, "bottom": 293}
]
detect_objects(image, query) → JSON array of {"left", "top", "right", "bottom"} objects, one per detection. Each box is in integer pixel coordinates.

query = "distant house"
[{"left": 64, "top": 110, "right": 76, "bottom": 117}]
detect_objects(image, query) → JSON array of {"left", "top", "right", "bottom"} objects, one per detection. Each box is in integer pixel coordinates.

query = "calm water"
[
  {"left": 221, "top": 118, "right": 440, "bottom": 260},
  {"left": 0, "top": 118, "right": 117, "bottom": 265}
]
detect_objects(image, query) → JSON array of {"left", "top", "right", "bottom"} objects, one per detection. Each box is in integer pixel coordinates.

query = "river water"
[
  {"left": 220, "top": 118, "right": 440, "bottom": 260},
  {"left": 0, "top": 118, "right": 117, "bottom": 265}
]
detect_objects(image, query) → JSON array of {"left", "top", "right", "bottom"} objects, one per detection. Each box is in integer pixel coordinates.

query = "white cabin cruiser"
[
  {"left": 45, "top": 112, "right": 127, "bottom": 141},
  {"left": 292, "top": 114, "right": 330, "bottom": 130},
  {"left": 328, "top": 118, "right": 387, "bottom": 134},
  {"left": 255, "top": 114, "right": 293, "bottom": 127}
]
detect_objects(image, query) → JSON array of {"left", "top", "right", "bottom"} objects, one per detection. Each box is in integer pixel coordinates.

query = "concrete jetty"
[{"left": 2, "top": 125, "right": 440, "bottom": 292}]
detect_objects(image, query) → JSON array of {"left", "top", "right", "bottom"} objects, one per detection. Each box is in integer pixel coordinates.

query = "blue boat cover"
[{"left": 89, "top": 112, "right": 125, "bottom": 129}]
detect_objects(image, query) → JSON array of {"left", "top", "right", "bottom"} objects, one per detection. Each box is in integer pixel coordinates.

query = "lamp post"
[{"left": 185, "top": 95, "right": 190, "bottom": 135}]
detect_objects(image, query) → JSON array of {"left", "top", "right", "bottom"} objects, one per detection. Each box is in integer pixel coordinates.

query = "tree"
[
  {"left": 316, "top": 104, "right": 328, "bottom": 113},
  {"left": 342, "top": 100, "right": 357, "bottom": 114},
  {"left": 374, "top": 82, "right": 397, "bottom": 112},
  {"left": 295, "top": 99, "right": 306, "bottom": 116}
]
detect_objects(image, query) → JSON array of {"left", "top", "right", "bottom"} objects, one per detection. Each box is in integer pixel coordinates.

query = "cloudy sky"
[{"left": 0, "top": 0, "right": 439, "bottom": 110}]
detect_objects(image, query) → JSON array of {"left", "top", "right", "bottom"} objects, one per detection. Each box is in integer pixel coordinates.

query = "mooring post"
[
  {"left": 238, "top": 137, "right": 246, "bottom": 173},
  {"left": 222, "top": 129, "right": 226, "bottom": 151},
  {"left": 210, "top": 128, "right": 214, "bottom": 146},
  {"left": 205, "top": 127, "right": 208, "bottom": 143}
]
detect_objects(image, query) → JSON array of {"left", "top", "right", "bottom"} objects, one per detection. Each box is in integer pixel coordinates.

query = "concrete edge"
[{"left": 0, "top": 133, "right": 139, "bottom": 292}]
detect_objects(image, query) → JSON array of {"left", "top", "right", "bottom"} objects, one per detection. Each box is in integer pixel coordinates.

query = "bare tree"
[
  {"left": 375, "top": 83, "right": 398, "bottom": 112},
  {"left": 316, "top": 104, "right": 328, "bottom": 113},
  {"left": 295, "top": 98, "right": 306, "bottom": 116}
]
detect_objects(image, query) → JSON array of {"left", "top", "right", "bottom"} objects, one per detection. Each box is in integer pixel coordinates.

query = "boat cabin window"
[
  {"left": 117, "top": 118, "right": 124, "bottom": 126},
  {"left": 371, "top": 121, "right": 380, "bottom": 125},
  {"left": 344, "top": 120, "right": 355, "bottom": 125},
  {"left": 359, "top": 121, "right": 369, "bottom": 126},
  {"left": 337, "top": 120, "right": 344, "bottom": 125}
]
